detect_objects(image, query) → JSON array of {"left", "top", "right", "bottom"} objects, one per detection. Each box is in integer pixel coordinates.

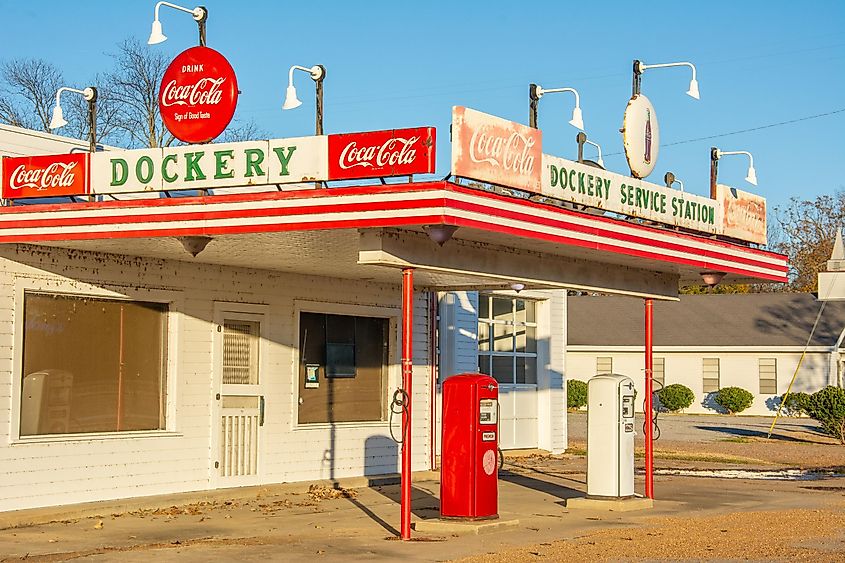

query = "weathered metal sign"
[
  {"left": 451, "top": 106, "right": 542, "bottom": 192},
  {"left": 716, "top": 183, "right": 767, "bottom": 245},
  {"left": 542, "top": 154, "right": 719, "bottom": 233},
  {"left": 1, "top": 153, "right": 89, "bottom": 199},
  {"left": 159, "top": 46, "right": 239, "bottom": 144},
  {"left": 621, "top": 94, "right": 659, "bottom": 179},
  {"left": 90, "top": 137, "right": 327, "bottom": 194},
  {"left": 328, "top": 127, "right": 436, "bottom": 180}
]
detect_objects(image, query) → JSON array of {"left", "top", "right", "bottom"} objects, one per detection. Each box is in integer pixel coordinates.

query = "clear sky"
[{"left": 1, "top": 0, "right": 843, "bottom": 212}]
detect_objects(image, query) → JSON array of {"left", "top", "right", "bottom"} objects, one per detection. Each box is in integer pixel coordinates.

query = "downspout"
[
  {"left": 429, "top": 291, "right": 438, "bottom": 469},
  {"left": 834, "top": 326, "right": 845, "bottom": 388}
]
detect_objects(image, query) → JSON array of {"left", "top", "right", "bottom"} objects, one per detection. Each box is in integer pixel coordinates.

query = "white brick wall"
[{"left": 0, "top": 243, "right": 432, "bottom": 512}]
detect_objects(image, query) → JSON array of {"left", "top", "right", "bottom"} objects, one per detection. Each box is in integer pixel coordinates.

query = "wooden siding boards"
[{"left": 0, "top": 243, "right": 432, "bottom": 512}]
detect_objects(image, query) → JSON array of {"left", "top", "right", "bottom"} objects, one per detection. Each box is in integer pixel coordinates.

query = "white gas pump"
[{"left": 586, "top": 374, "right": 636, "bottom": 498}]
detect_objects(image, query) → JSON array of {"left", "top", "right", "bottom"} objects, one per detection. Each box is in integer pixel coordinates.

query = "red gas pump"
[{"left": 440, "top": 373, "right": 499, "bottom": 519}]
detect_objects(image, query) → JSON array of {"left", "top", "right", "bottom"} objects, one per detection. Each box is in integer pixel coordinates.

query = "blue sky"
[{"left": 1, "top": 0, "right": 843, "bottom": 212}]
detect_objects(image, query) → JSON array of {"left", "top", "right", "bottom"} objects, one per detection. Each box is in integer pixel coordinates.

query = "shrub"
[
  {"left": 657, "top": 384, "right": 695, "bottom": 412},
  {"left": 806, "top": 386, "right": 845, "bottom": 444},
  {"left": 567, "top": 379, "right": 588, "bottom": 409},
  {"left": 714, "top": 387, "right": 754, "bottom": 414},
  {"left": 780, "top": 391, "right": 812, "bottom": 416}
]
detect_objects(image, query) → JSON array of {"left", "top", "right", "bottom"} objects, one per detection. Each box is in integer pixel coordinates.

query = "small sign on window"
[{"left": 305, "top": 364, "right": 320, "bottom": 389}]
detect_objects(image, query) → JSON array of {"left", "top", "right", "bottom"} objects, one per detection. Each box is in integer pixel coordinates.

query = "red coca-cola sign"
[
  {"left": 328, "top": 127, "right": 436, "bottom": 181},
  {"left": 159, "top": 46, "right": 238, "bottom": 144},
  {"left": 2, "top": 153, "right": 89, "bottom": 199}
]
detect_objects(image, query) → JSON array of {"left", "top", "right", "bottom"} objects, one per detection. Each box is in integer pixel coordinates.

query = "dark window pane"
[
  {"left": 492, "top": 297, "right": 511, "bottom": 321},
  {"left": 21, "top": 294, "right": 167, "bottom": 436},
  {"left": 478, "top": 295, "right": 489, "bottom": 320},
  {"left": 492, "top": 356, "right": 514, "bottom": 385},
  {"left": 478, "top": 355, "right": 490, "bottom": 375},
  {"left": 516, "top": 357, "right": 537, "bottom": 384}
]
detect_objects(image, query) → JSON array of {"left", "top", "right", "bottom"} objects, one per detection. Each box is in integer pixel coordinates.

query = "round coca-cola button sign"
[{"left": 159, "top": 46, "right": 238, "bottom": 144}]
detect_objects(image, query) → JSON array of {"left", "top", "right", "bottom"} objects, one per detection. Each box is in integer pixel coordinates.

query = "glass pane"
[
  {"left": 21, "top": 294, "right": 167, "bottom": 436},
  {"left": 491, "top": 356, "right": 514, "bottom": 385},
  {"left": 478, "top": 355, "right": 490, "bottom": 375},
  {"left": 478, "top": 294, "right": 489, "bottom": 320},
  {"left": 478, "top": 322, "right": 490, "bottom": 352},
  {"left": 526, "top": 300, "right": 536, "bottom": 323},
  {"left": 492, "top": 297, "right": 512, "bottom": 322},
  {"left": 223, "top": 320, "right": 259, "bottom": 385},
  {"left": 516, "top": 326, "right": 536, "bottom": 354},
  {"left": 515, "top": 300, "right": 526, "bottom": 324},
  {"left": 493, "top": 323, "right": 513, "bottom": 352},
  {"left": 516, "top": 357, "right": 537, "bottom": 384}
]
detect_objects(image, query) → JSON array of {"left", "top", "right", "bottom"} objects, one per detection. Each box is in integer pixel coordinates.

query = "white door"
[{"left": 211, "top": 307, "right": 267, "bottom": 487}]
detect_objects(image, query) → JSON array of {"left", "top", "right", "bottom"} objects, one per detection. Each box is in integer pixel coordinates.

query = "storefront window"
[
  {"left": 20, "top": 293, "right": 168, "bottom": 436},
  {"left": 477, "top": 295, "right": 537, "bottom": 385},
  {"left": 298, "top": 312, "right": 388, "bottom": 424}
]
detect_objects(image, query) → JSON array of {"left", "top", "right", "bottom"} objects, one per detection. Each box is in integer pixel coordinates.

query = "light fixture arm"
[
  {"left": 285, "top": 64, "right": 326, "bottom": 136},
  {"left": 528, "top": 84, "right": 583, "bottom": 130},
  {"left": 584, "top": 139, "right": 603, "bottom": 166},
  {"left": 711, "top": 147, "right": 757, "bottom": 195},
  {"left": 633, "top": 59, "right": 699, "bottom": 99},
  {"left": 152, "top": 2, "right": 208, "bottom": 46},
  {"left": 53, "top": 86, "right": 98, "bottom": 153}
]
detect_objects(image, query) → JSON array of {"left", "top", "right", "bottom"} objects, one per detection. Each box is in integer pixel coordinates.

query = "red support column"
[
  {"left": 400, "top": 268, "right": 414, "bottom": 540},
  {"left": 644, "top": 298, "right": 654, "bottom": 499}
]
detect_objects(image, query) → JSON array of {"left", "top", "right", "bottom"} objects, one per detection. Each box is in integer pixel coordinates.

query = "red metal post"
[
  {"left": 400, "top": 268, "right": 414, "bottom": 540},
  {"left": 644, "top": 298, "right": 654, "bottom": 499}
]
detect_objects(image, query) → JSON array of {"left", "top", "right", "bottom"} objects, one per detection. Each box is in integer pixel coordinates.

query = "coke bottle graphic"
[{"left": 644, "top": 108, "right": 652, "bottom": 164}]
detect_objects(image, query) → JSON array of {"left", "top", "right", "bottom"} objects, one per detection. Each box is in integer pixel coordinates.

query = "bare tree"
[
  {"left": 773, "top": 190, "right": 845, "bottom": 292},
  {"left": 0, "top": 58, "right": 64, "bottom": 131},
  {"left": 104, "top": 38, "right": 174, "bottom": 149}
]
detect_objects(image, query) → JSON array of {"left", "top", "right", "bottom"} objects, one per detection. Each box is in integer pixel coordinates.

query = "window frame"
[
  {"left": 12, "top": 277, "right": 181, "bottom": 443},
  {"left": 596, "top": 356, "right": 613, "bottom": 375},
  {"left": 759, "top": 357, "right": 778, "bottom": 395},
  {"left": 476, "top": 293, "right": 539, "bottom": 386},
  {"left": 293, "top": 300, "right": 399, "bottom": 429},
  {"left": 702, "top": 357, "right": 720, "bottom": 394}
]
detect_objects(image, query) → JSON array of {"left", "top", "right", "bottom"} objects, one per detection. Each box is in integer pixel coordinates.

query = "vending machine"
[{"left": 440, "top": 373, "right": 499, "bottom": 520}]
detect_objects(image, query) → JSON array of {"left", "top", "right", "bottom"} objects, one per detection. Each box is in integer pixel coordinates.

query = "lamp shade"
[
  {"left": 148, "top": 19, "right": 167, "bottom": 45},
  {"left": 49, "top": 105, "right": 67, "bottom": 130},
  {"left": 745, "top": 165, "right": 758, "bottom": 186},
  {"left": 282, "top": 85, "right": 302, "bottom": 110},
  {"left": 687, "top": 78, "right": 700, "bottom": 100},
  {"left": 569, "top": 106, "right": 584, "bottom": 130}
]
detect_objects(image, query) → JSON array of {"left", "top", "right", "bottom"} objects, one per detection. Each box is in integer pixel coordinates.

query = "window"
[
  {"left": 596, "top": 357, "right": 613, "bottom": 375},
  {"left": 298, "top": 312, "right": 388, "bottom": 424},
  {"left": 20, "top": 293, "right": 168, "bottom": 436},
  {"left": 477, "top": 295, "right": 537, "bottom": 385},
  {"left": 702, "top": 358, "right": 720, "bottom": 393},
  {"left": 222, "top": 320, "right": 259, "bottom": 385},
  {"left": 759, "top": 358, "right": 777, "bottom": 394},
  {"left": 653, "top": 357, "right": 665, "bottom": 388}
]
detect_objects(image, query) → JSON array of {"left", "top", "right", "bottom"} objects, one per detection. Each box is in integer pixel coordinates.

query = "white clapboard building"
[{"left": 567, "top": 293, "right": 845, "bottom": 415}]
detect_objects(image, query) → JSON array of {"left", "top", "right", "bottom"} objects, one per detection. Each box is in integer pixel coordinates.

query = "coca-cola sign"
[
  {"left": 159, "top": 46, "right": 238, "bottom": 144},
  {"left": 1, "top": 153, "right": 89, "bottom": 199},
  {"left": 328, "top": 127, "right": 436, "bottom": 181},
  {"left": 451, "top": 106, "right": 542, "bottom": 192}
]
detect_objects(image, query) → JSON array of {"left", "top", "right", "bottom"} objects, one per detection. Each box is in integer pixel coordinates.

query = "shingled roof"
[{"left": 567, "top": 293, "right": 845, "bottom": 348}]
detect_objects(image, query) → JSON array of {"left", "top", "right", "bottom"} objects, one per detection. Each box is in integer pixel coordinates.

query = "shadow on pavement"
[
  {"left": 694, "top": 425, "right": 827, "bottom": 444},
  {"left": 499, "top": 469, "right": 584, "bottom": 500}
]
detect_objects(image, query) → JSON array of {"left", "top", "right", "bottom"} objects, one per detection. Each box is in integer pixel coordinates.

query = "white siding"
[
  {"left": 567, "top": 348, "right": 834, "bottom": 416},
  {"left": 0, "top": 243, "right": 432, "bottom": 512}
]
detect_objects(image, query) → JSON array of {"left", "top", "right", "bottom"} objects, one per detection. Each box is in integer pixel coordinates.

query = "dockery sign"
[
  {"left": 159, "top": 46, "right": 239, "bottom": 144},
  {"left": 0, "top": 127, "right": 436, "bottom": 199}
]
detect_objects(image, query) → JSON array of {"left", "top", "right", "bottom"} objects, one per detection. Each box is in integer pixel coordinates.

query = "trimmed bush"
[
  {"left": 806, "top": 386, "right": 845, "bottom": 444},
  {"left": 780, "top": 391, "right": 811, "bottom": 416},
  {"left": 657, "top": 384, "right": 695, "bottom": 412},
  {"left": 567, "top": 379, "right": 588, "bottom": 409},
  {"left": 714, "top": 387, "right": 754, "bottom": 414}
]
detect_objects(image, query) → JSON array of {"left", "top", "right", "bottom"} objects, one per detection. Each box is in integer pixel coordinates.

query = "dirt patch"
[{"left": 453, "top": 506, "right": 845, "bottom": 562}]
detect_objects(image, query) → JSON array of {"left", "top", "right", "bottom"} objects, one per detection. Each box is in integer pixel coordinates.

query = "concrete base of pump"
[
  {"left": 565, "top": 495, "right": 654, "bottom": 511},
  {"left": 413, "top": 516, "right": 520, "bottom": 535}
]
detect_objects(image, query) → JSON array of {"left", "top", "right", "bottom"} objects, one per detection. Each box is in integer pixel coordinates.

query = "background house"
[{"left": 567, "top": 293, "right": 845, "bottom": 415}]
